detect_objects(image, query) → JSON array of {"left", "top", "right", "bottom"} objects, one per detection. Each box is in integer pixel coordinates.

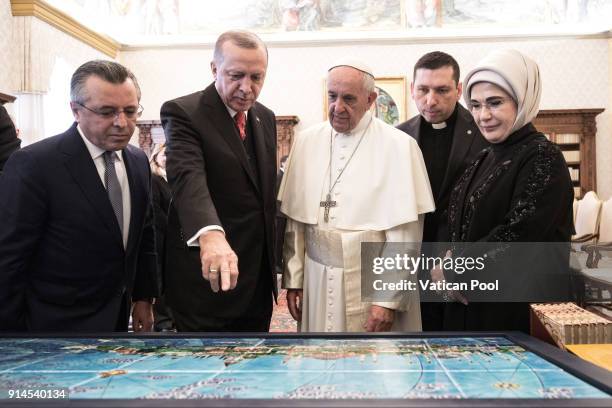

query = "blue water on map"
[{"left": 0, "top": 337, "right": 608, "bottom": 399}]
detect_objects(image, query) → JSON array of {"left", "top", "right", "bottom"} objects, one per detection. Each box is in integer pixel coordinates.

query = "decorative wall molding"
[
  {"left": 0, "top": 92, "right": 17, "bottom": 104},
  {"left": 10, "top": 0, "right": 119, "bottom": 58}
]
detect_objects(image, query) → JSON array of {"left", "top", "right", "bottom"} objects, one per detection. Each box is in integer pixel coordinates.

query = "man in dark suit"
[
  {"left": 397, "top": 51, "right": 488, "bottom": 330},
  {"left": 0, "top": 104, "right": 20, "bottom": 174},
  {"left": 160, "top": 30, "right": 277, "bottom": 332},
  {"left": 0, "top": 60, "right": 157, "bottom": 332}
]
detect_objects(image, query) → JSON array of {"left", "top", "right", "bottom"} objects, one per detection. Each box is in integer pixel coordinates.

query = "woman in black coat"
[{"left": 440, "top": 50, "right": 574, "bottom": 333}]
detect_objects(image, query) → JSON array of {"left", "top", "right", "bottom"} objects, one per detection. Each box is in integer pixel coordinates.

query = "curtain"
[{"left": 15, "top": 92, "right": 45, "bottom": 147}]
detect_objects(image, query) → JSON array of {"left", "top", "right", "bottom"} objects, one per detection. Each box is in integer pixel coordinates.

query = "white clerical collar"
[
  {"left": 77, "top": 124, "right": 124, "bottom": 162},
  {"left": 431, "top": 121, "right": 447, "bottom": 130},
  {"left": 333, "top": 111, "right": 373, "bottom": 137}
]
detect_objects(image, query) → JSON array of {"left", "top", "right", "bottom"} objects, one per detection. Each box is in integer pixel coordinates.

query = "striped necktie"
[{"left": 103, "top": 151, "right": 123, "bottom": 235}]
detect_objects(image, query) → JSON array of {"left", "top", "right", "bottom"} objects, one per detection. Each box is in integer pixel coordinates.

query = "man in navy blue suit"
[{"left": 0, "top": 60, "right": 158, "bottom": 332}]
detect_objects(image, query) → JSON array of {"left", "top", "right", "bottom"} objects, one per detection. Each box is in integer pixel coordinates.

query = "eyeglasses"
[
  {"left": 75, "top": 102, "right": 143, "bottom": 120},
  {"left": 469, "top": 97, "right": 512, "bottom": 113}
]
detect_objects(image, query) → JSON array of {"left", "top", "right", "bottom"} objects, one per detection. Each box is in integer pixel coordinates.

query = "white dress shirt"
[{"left": 78, "top": 125, "right": 131, "bottom": 248}]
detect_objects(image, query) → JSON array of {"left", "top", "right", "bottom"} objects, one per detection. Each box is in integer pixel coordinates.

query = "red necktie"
[{"left": 234, "top": 111, "right": 246, "bottom": 141}]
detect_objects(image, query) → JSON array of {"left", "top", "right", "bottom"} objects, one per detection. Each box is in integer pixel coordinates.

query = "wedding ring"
[{"left": 209, "top": 268, "right": 218, "bottom": 273}]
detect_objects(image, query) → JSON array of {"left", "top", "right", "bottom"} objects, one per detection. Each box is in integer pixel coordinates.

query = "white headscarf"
[{"left": 463, "top": 49, "right": 542, "bottom": 135}]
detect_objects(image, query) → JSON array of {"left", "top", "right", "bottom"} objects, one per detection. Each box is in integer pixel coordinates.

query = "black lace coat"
[{"left": 443, "top": 123, "right": 574, "bottom": 332}]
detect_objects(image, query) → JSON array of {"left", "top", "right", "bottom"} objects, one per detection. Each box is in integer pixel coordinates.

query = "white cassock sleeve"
[
  {"left": 372, "top": 214, "right": 424, "bottom": 311},
  {"left": 281, "top": 218, "right": 306, "bottom": 289}
]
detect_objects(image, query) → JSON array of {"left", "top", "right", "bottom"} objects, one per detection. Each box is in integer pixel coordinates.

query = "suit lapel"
[
  {"left": 250, "top": 106, "right": 270, "bottom": 198},
  {"left": 205, "top": 88, "right": 260, "bottom": 193},
  {"left": 123, "top": 147, "right": 145, "bottom": 254},
  {"left": 61, "top": 125, "right": 123, "bottom": 247}
]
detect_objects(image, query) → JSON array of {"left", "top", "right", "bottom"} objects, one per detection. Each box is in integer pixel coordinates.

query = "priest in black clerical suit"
[
  {"left": 397, "top": 51, "right": 488, "bottom": 330},
  {"left": 398, "top": 104, "right": 486, "bottom": 242}
]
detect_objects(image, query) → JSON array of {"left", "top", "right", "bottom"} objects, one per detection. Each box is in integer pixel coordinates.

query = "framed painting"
[{"left": 323, "top": 76, "right": 407, "bottom": 126}]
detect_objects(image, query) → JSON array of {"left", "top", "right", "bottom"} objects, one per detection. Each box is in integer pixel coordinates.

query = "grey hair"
[
  {"left": 70, "top": 60, "right": 141, "bottom": 103},
  {"left": 327, "top": 67, "right": 376, "bottom": 95},
  {"left": 213, "top": 30, "right": 268, "bottom": 64},
  {"left": 362, "top": 72, "right": 375, "bottom": 93}
]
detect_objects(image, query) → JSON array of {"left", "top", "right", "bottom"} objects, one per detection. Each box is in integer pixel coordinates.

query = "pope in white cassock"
[{"left": 278, "top": 60, "right": 435, "bottom": 332}]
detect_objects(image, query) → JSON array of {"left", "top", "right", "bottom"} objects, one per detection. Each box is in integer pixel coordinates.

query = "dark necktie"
[
  {"left": 103, "top": 151, "right": 123, "bottom": 235},
  {"left": 234, "top": 111, "right": 246, "bottom": 141}
]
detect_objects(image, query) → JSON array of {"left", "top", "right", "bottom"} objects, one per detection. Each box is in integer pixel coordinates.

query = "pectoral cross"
[{"left": 320, "top": 193, "right": 337, "bottom": 223}]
